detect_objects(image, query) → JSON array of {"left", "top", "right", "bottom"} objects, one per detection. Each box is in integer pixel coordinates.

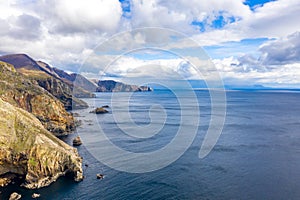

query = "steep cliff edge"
[
  {"left": 0, "top": 98, "right": 83, "bottom": 189},
  {"left": 0, "top": 61, "right": 76, "bottom": 135}
]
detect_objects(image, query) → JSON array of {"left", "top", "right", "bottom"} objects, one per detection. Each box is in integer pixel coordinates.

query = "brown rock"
[
  {"left": 73, "top": 136, "right": 82, "bottom": 146},
  {"left": 90, "top": 107, "right": 108, "bottom": 114}
]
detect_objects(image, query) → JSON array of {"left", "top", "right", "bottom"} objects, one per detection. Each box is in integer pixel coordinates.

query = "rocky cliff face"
[
  {"left": 36, "top": 61, "right": 96, "bottom": 98},
  {"left": 0, "top": 54, "right": 94, "bottom": 109},
  {"left": 34, "top": 75, "right": 90, "bottom": 110},
  {"left": 0, "top": 98, "right": 83, "bottom": 189},
  {"left": 0, "top": 61, "right": 76, "bottom": 135},
  {"left": 96, "top": 80, "right": 153, "bottom": 92}
]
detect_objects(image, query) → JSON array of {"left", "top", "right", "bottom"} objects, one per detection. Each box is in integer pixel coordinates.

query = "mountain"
[
  {"left": 0, "top": 61, "right": 76, "bottom": 135},
  {"left": 0, "top": 98, "right": 83, "bottom": 189},
  {"left": 0, "top": 54, "right": 94, "bottom": 110},
  {"left": 0, "top": 54, "right": 41, "bottom": 70},
  {"left": 96, "top": 80, "right": 153, "bottom": 92}
]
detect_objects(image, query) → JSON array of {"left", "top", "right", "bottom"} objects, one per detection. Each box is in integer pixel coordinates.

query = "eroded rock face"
[
  {"left": 0, "top": 61, "right": 76, "bottom": 135},
  {"left": 0, "top": 98, "right": 83, "bottom": 189}
]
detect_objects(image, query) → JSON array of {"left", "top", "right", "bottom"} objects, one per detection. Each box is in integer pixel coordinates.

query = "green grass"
[{"left": 28, "top": 158, "right": 38, "bottom": 167}]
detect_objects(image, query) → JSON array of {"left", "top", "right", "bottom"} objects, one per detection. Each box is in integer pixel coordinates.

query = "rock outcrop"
[
  {"left": 0, "top": 98, "right": 83, "bottom": 189},
  {"left": 96, "top": 80, "right": 153, "bottom": 92},
  {"left": 0, "top": 61, "right": 76, "bottom": 135}
]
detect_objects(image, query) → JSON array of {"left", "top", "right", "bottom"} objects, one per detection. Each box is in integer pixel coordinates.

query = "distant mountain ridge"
[{"left": 96, "top": 80, "right": 153, "bottom": 92}]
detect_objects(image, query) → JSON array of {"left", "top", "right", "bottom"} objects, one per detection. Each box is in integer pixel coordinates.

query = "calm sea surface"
[{"left": 1, "top": 90, "right": 300, "bottom": 200}]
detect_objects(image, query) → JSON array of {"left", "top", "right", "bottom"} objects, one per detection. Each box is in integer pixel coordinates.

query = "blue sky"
[
  {"left": 0, "top": 0, "right": 299, "bottom": 88},
  {"left": 243, "top": 0, "right": 277, "bottom": 10}
]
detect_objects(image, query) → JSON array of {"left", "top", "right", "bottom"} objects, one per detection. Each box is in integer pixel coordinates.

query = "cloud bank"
[{"left": 0, "top": 0, "right": 299, "bottom": 87}]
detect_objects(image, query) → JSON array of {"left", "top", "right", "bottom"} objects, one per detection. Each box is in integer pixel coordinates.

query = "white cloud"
[
  {"left": 0, "top": 0, "right": 299, "bottom": 87},
  {"left": 213, "top": 54, "right": 300, "bottom": 87},
  {"left": 259, "top": 32, "right": 300, "bottom": 65},
  {"left": 52, "top": 0, "right": 122, "bottom": 33},
  {"left": 240, "top": 0, "right": 300, "bottom": 38}
]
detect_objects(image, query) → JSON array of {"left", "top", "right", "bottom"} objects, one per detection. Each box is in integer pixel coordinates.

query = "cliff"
[
  {"left": 96, "top": 80, "right": 153, "bottom": 92},
  {"left": 0, "top": 98, "right": 83, "bottom": 189},
  {"left": 36, "top": 61, "right": 97, "bottom": 97},
  {"left": 0, "top": 54, "right": 94, "bottom": 109},
  {"left": 0, "top": 61, "right": 76, "bottom": 135}
]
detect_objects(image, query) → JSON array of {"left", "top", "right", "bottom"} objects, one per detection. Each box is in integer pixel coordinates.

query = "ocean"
[{"left": 1, "top": 90, "right": 300, "bottom": 200}]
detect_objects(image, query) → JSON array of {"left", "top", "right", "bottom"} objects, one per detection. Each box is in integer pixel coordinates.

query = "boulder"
[
  {"left": 9, "top": 192, "right": 21, "bottom": 200},
  {"left": 73, "top": 136, "right": 83, "bottom": 146},
  {"left": 90, "top": 107, "right": 109, "bottom": 114},
  {"left": 96, "top": 174, "right": 104, "bottom": 179},
  {"left": 32, "top": 193, "right": 40, "bottom": 198}
]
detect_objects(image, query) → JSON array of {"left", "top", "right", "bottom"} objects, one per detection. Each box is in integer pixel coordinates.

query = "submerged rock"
[
  {"left": 0, "top": 98, "right": 83, "bottom": 189},
  {"left": 9, "top": 192, "right": 21, "bottom": 200},
  {"left": 90, "top": 107, "right": 109, "bottom": 114},
  {"left": 73, "top": 136, "right": 83, "bottom": 146}
]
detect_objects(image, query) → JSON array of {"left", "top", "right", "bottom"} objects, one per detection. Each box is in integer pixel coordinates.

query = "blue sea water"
[{"left": 1, "top": 90, "right": 300, "bottom": 199}]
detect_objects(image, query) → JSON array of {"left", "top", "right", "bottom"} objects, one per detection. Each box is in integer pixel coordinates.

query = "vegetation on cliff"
[
  {"left": 0, "top": 98, "right": 83, "bottom": 189},
  {"left": 0, "top": 61, "right": 76, "bottom": 135}
]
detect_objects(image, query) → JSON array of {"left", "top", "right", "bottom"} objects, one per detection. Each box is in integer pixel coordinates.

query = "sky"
[{"left": 0, "top": 0, "right": 299, "bottom": 88}]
